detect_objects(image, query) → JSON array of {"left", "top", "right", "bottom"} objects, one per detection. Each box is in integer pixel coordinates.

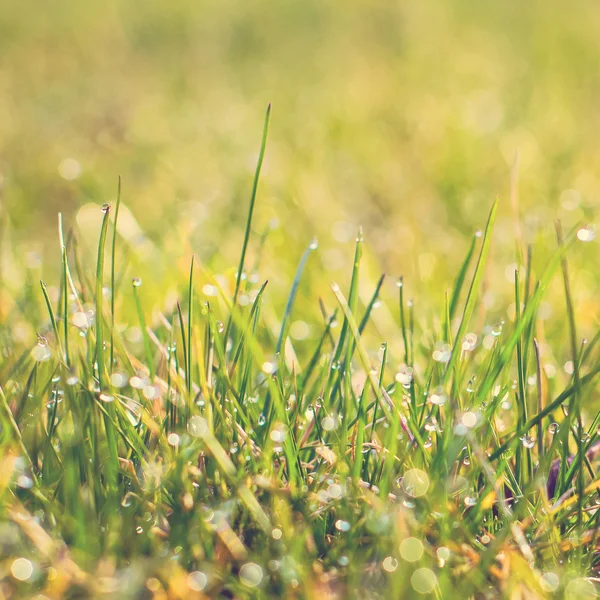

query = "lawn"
[{"left": 1, "top": 1, "right": 600, "bottom": 598}]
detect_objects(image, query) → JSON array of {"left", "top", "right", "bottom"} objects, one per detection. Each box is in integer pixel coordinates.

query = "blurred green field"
[
  {"left": 2, "top": 1, "right": 600, "bottom": 598},
  {"left": 1, "top": 0, "right": 599, "bottom": 323}
]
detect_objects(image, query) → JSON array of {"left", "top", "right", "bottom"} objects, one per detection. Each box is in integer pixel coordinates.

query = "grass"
[{"left": 1, "top": 108, "right": 600, "bottom": 599}]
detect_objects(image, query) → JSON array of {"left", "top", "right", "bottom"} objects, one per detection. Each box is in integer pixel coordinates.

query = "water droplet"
[
  {"left": 432, "top": 343, "right": 452, "bottom": 363},
  {"left": 577, "top": 225, "right": 596, "bottom": 242},
  {"left": 423, "top": 436, "right": 433, "bottom": 449},
  {"left": 327, "top": 483, "right": 343, "bottom": 499},
  {"left": 262, "top": 361, "right": 276, "bottom": 375},
  {"left": 188, "top": 416, "right": 208, "bottom": 438},
  {"left": 269, "top": 423, "right": 287, "bottom": 443},
  {"left": 17, "top": 475, "right": 33, "bottom": 489},
  {"left": 99, "top": 393, "right": 114, "bottom": 403},
  {"left": 462, "top": 333, "right": 478, "bottom": 352},
  {"left": 187, "top": 571, "right": 208, "bottom": 592},
  {"left": 402, "top": 469, "right": 429, "bottom": 498},
  {"left": 395, "top": 365, "right": 414, "bottom": 386},
  {"left": 321, "top": 415, "right": 338, "bottom": 431},
  {"left": 462, "top": 456, "right": 471, "bottom": 467},
  {"left": 564, "top": 361, "right": 575, "bottom": 375},
  {"left": 429, "top": 387, "right": 447, "bottom": 406},
  {"left": 548, "top": 422, "right": 560, "bottom": 435},
  {"left": 239, "top": 562, "right": 263, "bottom": 588},
  {"left": 167, "top": 433, "right": 180, "bottom": 447},
  {"left": 520, "top": 435, "right": 535, "bottom": 449},
  {"left": 538, "top": 573, "right": 560, "bottom": 594},
  {"left": 101, "top": 203, "right": 110, "bottom": 213},
  {"left": 58, "top": 158, "right": 81, "bottom": 180},
  {"left": 565, "top": 577, "right": 596, "bottom": 599},
  {"left": 309, "top": 239, "right": 319, "bottom": 250},
  {"left": 132, "top": 277, "right": 142, "bottom": 287},
  {"left": 335, "top": 519, "right": 351, "bottom": 532},
  {"left": 258, "top": 413, "right": 267, "bottom": 427},
  {"left": 475, "top": 229, "right": 482, "bottom": 238},
  {"left": 10, "top": 558, "right": 33, "bottom": 581},
  {"left": 66, "top": 374, "right": 80, "bottom": 386},
  {"left": 491, "top": 322, "right": 504, "bottom": 337},
  {"left": 382, "top": 556, "right": 398, "bottom": 572},
  {"left": 464, "top": 495, "right": 478, "bottom": 507},
  {"left": 400, "top": 537, "right": 424, "bottom": 562},
  {"left": 461, "top": 412, "right": 478, "bottom": 429},
  {"left": 31, "top": 343, "right": 52, "bottom": 362}
]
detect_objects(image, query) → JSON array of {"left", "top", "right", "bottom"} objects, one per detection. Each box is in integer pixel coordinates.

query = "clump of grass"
[{"left": 1, "top": 108, "right": 600, "bottom": 599}]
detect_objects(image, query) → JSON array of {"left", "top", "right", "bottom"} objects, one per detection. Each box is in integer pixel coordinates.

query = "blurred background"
[{"left": 0, "top": 0, "right": 599, "bottom": 348}]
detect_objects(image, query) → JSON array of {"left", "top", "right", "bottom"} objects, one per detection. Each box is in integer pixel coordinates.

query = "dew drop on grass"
[
  {"left": 338, "top": 556, "right": 349, "bottom": 566},
  {"left": 10, "top": 557, "right": 33, "bottom": 581},
  {"left": 239, "top": 562, "right": 263, "bottom": 588},
  {"left": 520, "top": 435, "right": 536, "bottom": 449},
  {"left": 539, "top": 572, "right": 560, "bottom": 593},
  {"left": 321, "top": 416, "right": 337, "bottom": 431},
  {"left": 270, "top": 423, "right": 287, "bottom": 443},
  {"left": 565, "top": 578, "right": 596, "bottom": 599},
  {"left": 429, "top": 388, "right": 447, "bottom": 406},
  {"left": 382, "top": 556, "right": 399, "bottom": 572},
  {"left": 462, "top": 333, "right": 478, "bottom": 352},
  {"left": 461, "top": 412, "right": 478, "bottom": 429},
  {"left": 491, "top": 321, "right": 504, "bottom": 337},
  {"left": 309, "top": 239, "right": 319, "bottom": 250},
  {"left": 401, "top": 469, "right": 429, "bottom": 498},
  {"left": 143, "top": 385, "right": 157, "bottom": 400},
  {"left": 66, "top": 374, "right": 80, "bottom": 386},
  {"left": 327, "top": 483, "right": 343, "bottom": 499},
  {"left": 187, "top": 416, "right": 208, "bottom": 438},
  {"left": 101, "top": 203, "right": 110, "bottom": 213},
  {"left": 577, "top": 225, "right": 596, "bottom": 242},
  {"left": 548, "top": 422, "right": 560, "bottom": 435},
  {"left": 132, "top": 277, "right": 142, "bottom": 287},
  {"left": 464, "top": 496, "right": 478, "bottom": 507},
  {"left": 432, "top": 343, "right": 451, "bottom": 363},
  {"left": 400, "top": 537, "right": 424, "bottom": 562},
  {"left": 110, "top": 373, "right": 127, "bottom": 388},
  {"left": 167, "top": 433, "right": 180, "bottom": 447},
  {"left": 395, "top": 365, "right": 413, "bottom": 386},
  {"left": 437, "top": 547, "right": 451, "bottom": 562},
  {"left": 335, "top": 519, "right": 351, "bottom": 532},
  {"left": 262, "top": 361, "right": 276, "bottom": 374},
  {"left": 99, "top": 393, "right": 114, "bottom": 403},
  {"left": 187, "top": 571, "right": 208, "bottom": 592},
  {"left": 31, "top": 342, "right": 51, "bottom": 362},
  {"left": 17, "top": 475, "right": 33, "bottom": 489},
  {"left": 564, "top": 361, "right": 574, "bottom": 374},
  {"left": 258, "top": 413, "right": 267, "bottom": 427}
]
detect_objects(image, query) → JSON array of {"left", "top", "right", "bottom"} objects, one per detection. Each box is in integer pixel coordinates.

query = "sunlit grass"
[{"left": 1, "top": 108, "right": 600, "bottom": 598}]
